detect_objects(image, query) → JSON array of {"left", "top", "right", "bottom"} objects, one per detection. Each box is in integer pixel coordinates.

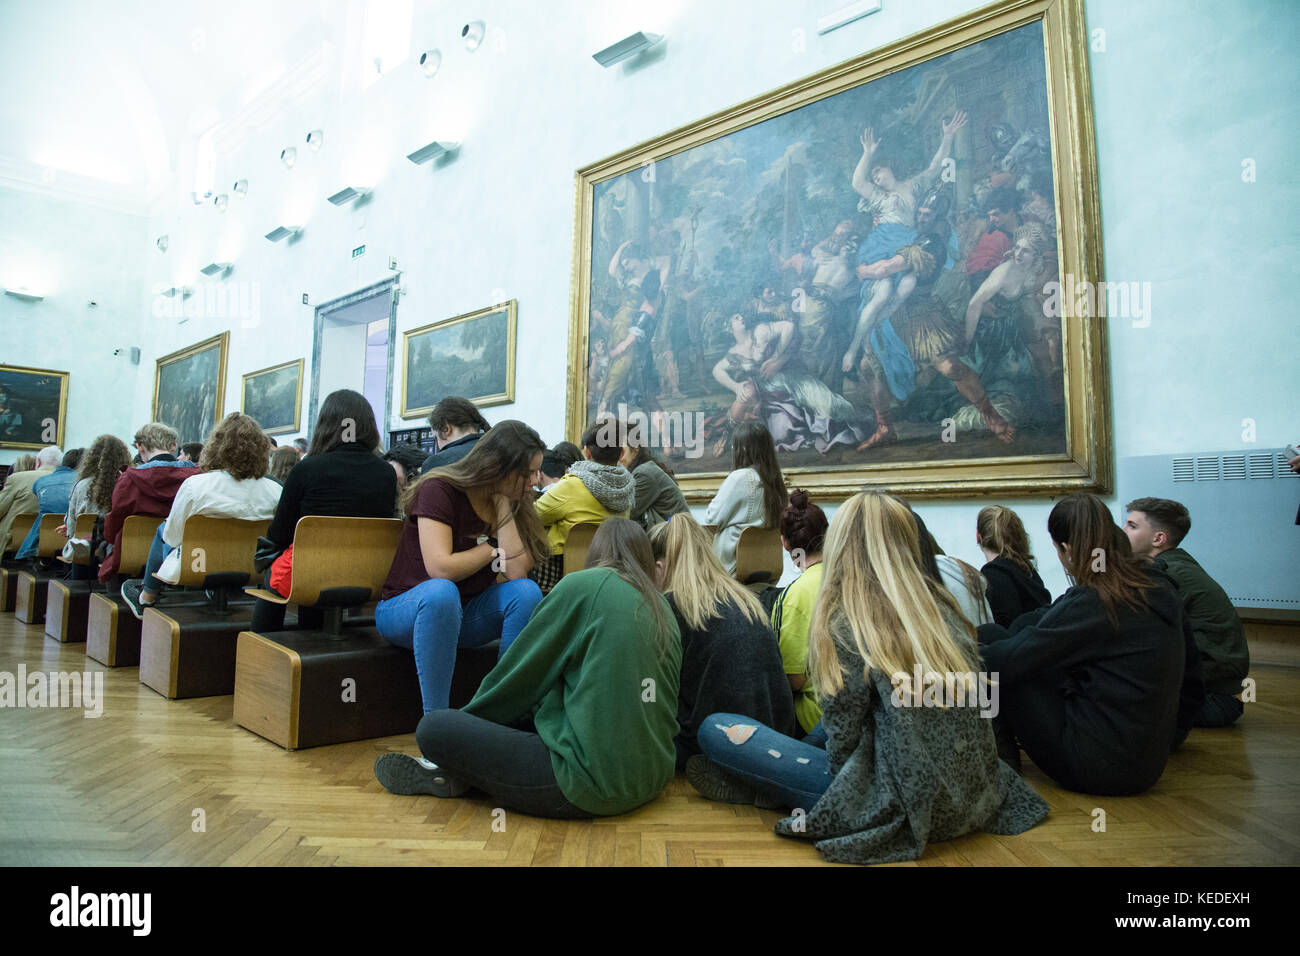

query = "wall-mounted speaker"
[{"left": 130, "top": 347, "right": 141, "bottom": 365}]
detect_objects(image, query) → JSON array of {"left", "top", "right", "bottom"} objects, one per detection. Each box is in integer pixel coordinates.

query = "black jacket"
[
  {"left": 981, "top": 556, "right": 1051, "bottom": 628},
  {"left": 979, "top": 568, "right": 1204, "bottom": 796},
  {"left": 267, "top": 443, "right": 398, "bottom": 548},
  {"left": 669, "top": 596, "right": 796, "bottom": 763}
]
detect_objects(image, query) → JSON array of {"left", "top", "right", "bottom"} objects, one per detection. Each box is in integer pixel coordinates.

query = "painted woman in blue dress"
[{"left": 842, "top": 110, "right": 967, "bottom": 374}]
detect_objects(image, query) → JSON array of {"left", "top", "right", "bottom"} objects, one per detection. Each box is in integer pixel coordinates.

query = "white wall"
[
  {"left": 6, "top": 0, "right": 1298, "bottom": 598},
  {"left": 0, "top": 187, "right": 149, "bottom": 465}
]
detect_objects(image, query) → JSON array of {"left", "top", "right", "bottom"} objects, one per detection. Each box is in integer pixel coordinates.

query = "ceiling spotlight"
[
  {"left": 406, "top": 140, "right": 461, "bottom": 165},
  {"left": 200, "top": 261, "right": 233, "bottom": 277},
  {"left": 281, "top": 147, "right": 297, "bottom": 168},
  {"left": 419, "top": 49, "right": 442, "bottom": 77},
  {"left": 306, "top": 129, "right": 324, "bottom": 151},
  {"left": 156, "top": 235, "right": 169, "bottom": 253},
  {"left": 462, "top": 20, "right": 485, "bottom": 51},
  {"left": 593, "top": 31, "right": 664, "bottom": 67},
  {"left": 232, "top": 179, "right": 248, "bottom": 197},
  {"left": 327, "top": 186, "right": 372, "bottom": 206},
  {"left": 213, "top": 193, "right": 229, "bottom": 212},
  {"left": 190, "top": 189, "right": 212, "bottom": 205},
  {"left": 265, "top": 225, "right": 303, "bottom": 243}
]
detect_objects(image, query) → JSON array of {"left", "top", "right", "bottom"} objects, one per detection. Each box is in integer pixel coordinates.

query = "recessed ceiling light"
[
  {"left": 462, "top": 20, "right": 485, "bottom": 51},
  {"left": 232, "top": 179, "right": 248, "bottom": 197},
  {"left": 419, "top": 49, "right": 442, "bottom": 77},
  {"left": 156, "top": 235, "right": 169, "bottom": 253},
  {"left": 281, "top": 147, "right": 297, "bottom": 168},
  {"left": 213, "top": 193, "right": 229, "bottom": 212},
  {"left": 306, "top": 130, "right": 324, "bottom": 151}
]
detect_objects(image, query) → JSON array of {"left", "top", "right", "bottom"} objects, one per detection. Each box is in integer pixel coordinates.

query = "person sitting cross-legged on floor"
[
  {"left": 687, "top": 491, "right": 1049, "bottom": 865},
  {"left": 374, "top": 518, "right": 682, "bottom": 819},
  {"left": 1123, "top": 497, "right": 1250, "bottom": 729}
]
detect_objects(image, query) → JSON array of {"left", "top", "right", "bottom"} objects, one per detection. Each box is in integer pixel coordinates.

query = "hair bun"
[{"left": 790, "top": 488, "right": 810, "bottom": 509}]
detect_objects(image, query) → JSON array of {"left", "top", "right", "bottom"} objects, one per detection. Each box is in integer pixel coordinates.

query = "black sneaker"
[
  {"left": 374, "top": 753, "right": 470, "bottom": 798},
  {"left": 685, "top": 755, "right": 782, "bottom": 809},
  {"left": 120, "top": 579, "right": 155, "bottom": 621}
]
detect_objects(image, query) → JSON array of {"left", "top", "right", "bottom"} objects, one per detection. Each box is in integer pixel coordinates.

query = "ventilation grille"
[
  {"left": 1172, "top": 451, "right": 1296, "bottom": 481},
  {"left": 1249, "top": 453, "right": 1276, "bottom": 479}
]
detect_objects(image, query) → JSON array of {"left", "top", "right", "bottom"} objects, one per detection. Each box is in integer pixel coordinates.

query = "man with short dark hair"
[{"left": 1123, "top": 497, "right": 1249, "bottom": 728}]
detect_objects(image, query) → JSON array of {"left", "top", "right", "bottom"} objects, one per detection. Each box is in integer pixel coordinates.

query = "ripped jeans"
[{"left": 696, "top": 713, "right": 833, "bottom": 812}]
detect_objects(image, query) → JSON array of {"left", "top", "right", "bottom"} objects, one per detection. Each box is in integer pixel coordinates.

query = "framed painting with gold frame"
[
  {"left": 240, "top": 358, "right": 304, "bottom": 436},
  {"left": 567, "top": 0, "right": 1109, "bottom": 502},
  {"left": 152, "top": 332, "right": 229, "bottom": 444},
  {"left": 401, "top": 300, "right": 517, "bottom": 418},
  {"left": 0, "top": 364, "right": 69, "bottom": 450}
]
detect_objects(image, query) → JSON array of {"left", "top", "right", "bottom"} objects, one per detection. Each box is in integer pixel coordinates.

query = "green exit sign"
[{"left": 351, "top": 244, "right": 366, "bottom": 259}]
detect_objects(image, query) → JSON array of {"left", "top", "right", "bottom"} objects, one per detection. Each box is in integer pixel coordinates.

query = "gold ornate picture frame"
[
  {"left": 241, "top": 358, "right": 304, "bottom": 436},
  {"left": 567, "top": 0, "right": 1108, "bottom": 502},
  {"left": 152, "top": 332, "right": 229, "bottom": 444},
  {"left": 0, "top": 364, "right": 69, "bottom": 450},
  {"left": 401, "top": 300, "right": 518, "bottom": 418}
]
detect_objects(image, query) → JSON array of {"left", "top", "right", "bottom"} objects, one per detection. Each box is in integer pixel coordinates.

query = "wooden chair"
[
  {"left": 562, "top": 521, "right": 600, "bottom": 577},
  {"left": 139, "top": 517, "right": 270, "bottom": 699},
  {"left": 0, "top": 512, "right": 37, "bottom": 611},
  {"left": 44, "top": 513, "right": 101, "bottom": 643},
  {"left": 734, "top": 526, "right": 784, "bottom": 586},
  {"left": 235, "top": 516, "right": 421, "bottom": 749},
  {"left": 14, "top": 515, "right": 70, "bottom": 624},
  {"left": 85, "top": 515, "right": 164, "bottom": 664}
]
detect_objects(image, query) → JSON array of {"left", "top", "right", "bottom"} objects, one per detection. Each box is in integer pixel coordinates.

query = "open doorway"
[{"left": 309, "top": 278, "right": 397, "bottom": 439}]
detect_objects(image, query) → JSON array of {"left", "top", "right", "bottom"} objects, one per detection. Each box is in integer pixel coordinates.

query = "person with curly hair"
[
  {"left": 121, "top": 413, "right": 282, "bottom": 618},
  {"left": 60, "top": 435, "right": 132, "bottom": 578}
]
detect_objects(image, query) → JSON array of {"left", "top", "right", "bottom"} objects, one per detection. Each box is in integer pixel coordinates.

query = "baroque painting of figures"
[
  {"left": 153, "top": 333, "right": 227, "bottom": 445},
  {"left": 242, "top": 359, "right": 302, "bottom": 435},
  {"left": 583, "top": 22, "right": 1065, "bottom": 474},
  {"left": 0, "top": 365, "right": 68, "bottom": 449},
  {"left": 403, "top": 301, "right": 516, "bottom": 417}
]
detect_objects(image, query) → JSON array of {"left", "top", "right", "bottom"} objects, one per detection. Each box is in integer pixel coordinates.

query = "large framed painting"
[
  {"left": 567, "top": 0, "right": 1109, "bottom": 501},
  {"left": 401, "top": 300, "right": 517, "bottom": 418},
  {"left": 0, "top": 365, "right": 69, "bottom": 450},
  {"left": 241, "top": 358, "right": 303, "bottom": 435},
  {"left": 152, "top": 332, "right": 229, "bottom": 444}
]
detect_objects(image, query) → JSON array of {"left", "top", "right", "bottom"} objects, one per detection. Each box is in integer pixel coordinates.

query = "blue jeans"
[
  {"left": 141, "top": 525, "right": 175, "bottom": 594},
  {"left": 376, "top": 577, "right": 543, "bottom": 713},
  {"left": 697, "top": 712, "right": 833, "bottom": 812}
]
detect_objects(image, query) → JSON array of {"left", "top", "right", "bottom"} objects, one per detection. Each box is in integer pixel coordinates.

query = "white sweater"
[
  {"left": 162, "top": 470, "right": 283, "bottom": 547},
  {"left": 936, "top": 554, "right": 993, "bottom": 626},
  {"left": 704, "top": 467, "right": 766, "bottom": 576}
]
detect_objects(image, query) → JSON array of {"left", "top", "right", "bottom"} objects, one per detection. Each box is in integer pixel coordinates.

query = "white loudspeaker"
[{"left": 130, "top": 347, "right": 141, "bottom": 365}]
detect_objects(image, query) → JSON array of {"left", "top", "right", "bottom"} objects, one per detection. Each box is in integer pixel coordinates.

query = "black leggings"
[
  {"left": 250, "top": 597, "right": 323, "bottom": 633},
  {"left": 416, "top": 710, "right": 592, "bottom": 820}
]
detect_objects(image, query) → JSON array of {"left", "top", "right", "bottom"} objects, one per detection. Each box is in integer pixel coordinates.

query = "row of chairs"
[{"left": 3, "top": 510, "right": 785, "bottom": 752}]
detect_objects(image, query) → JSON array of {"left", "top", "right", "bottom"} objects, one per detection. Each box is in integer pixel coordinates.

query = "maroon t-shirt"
[{"left": 380, "top": 478, "right": 493, "bottom": 604}]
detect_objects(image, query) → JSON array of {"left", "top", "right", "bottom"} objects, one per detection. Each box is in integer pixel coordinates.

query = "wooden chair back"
[
  {"left": 34, "top": 514, "right": 66, "bottom": 557},
  {"left": 563, "top": 522, "right": 600, "bottom": 577},
  {"left": 734, "top": 526, "right": 784, "bottom": 585},
  {"left": 61, "top": 513, "right": 99, "bottom": 565},
  {"left": 174, "top": 516, "right": 270, "bottom": 588},
  {"left": 247, "top": 516, "right": 403, "bottom": 608},
  {"left": 118, "top": 516, "right": 165, "bottom": 578},
  {"left": 5, "top": 512, "right": 36, "bottom": 555}
]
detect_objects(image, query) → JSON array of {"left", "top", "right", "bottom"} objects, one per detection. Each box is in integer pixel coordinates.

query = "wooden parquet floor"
[{"left": 2, "top": 613, "right": 1298, "bottom": 867}]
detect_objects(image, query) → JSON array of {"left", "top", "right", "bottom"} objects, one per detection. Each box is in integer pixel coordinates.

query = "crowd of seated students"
[{"left": 1, "top": 392, "right": 1273, "bottom": 866}]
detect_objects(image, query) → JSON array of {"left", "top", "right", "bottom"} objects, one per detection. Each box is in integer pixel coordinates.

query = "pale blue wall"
[{"left": 3, "top": 0, "right": 1297, "bottom": 597}]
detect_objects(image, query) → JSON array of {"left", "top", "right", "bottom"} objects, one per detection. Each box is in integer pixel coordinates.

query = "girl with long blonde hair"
[
  {"left": 648, "top": 514, "right": 794, "bottom": 767},
  {"left": 687, "top": 491, "right": 1048, "bottom": 865}
]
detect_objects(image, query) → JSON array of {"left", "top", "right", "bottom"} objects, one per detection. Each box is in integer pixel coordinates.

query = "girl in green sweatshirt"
[{"left": 374, "top": 518, "right": 682, "bottom": 818}]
